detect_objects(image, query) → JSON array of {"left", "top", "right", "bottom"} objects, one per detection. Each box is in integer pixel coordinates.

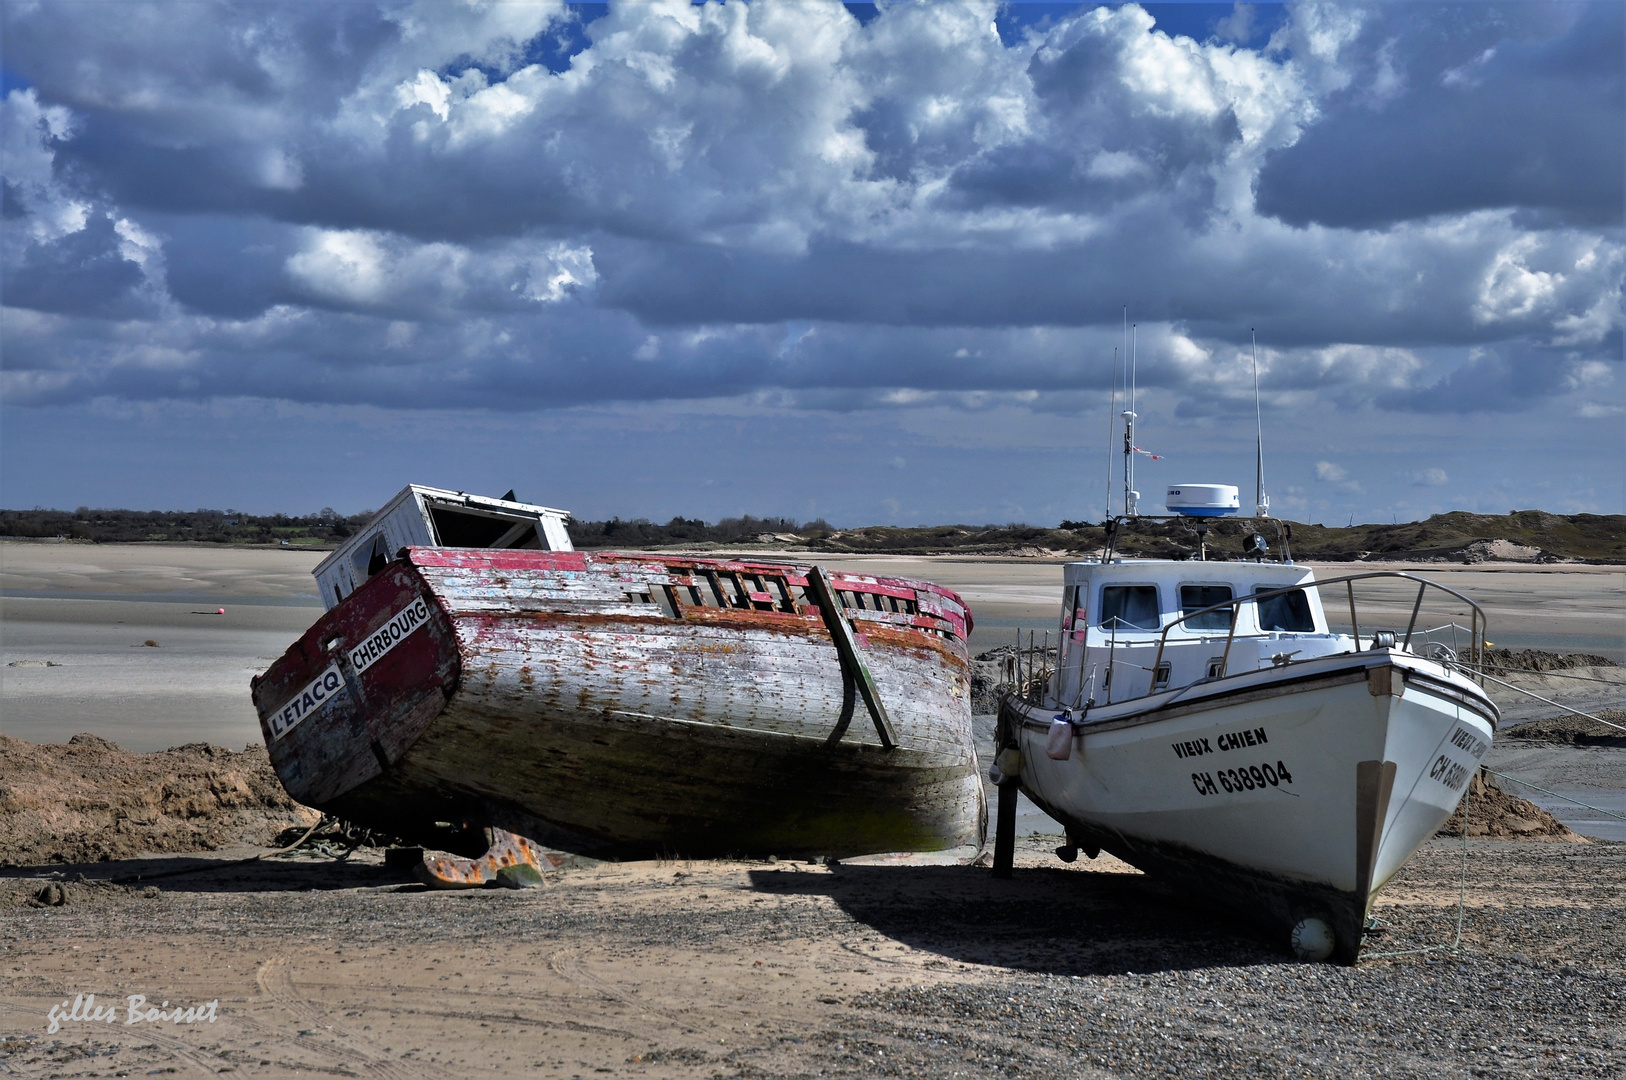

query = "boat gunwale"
[
  {"left": 406, "top": 546, "right": 973, "bottom": 644},
  {"left": 1007, "top": 652, "right": 1499, "bottom": 736}
]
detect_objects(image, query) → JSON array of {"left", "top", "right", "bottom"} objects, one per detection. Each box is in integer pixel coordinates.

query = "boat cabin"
[
  {"left": 314, "top": 485, "right": 573, "bottom": 610},
  {"left": 1053, "top": 559, "right": 1348, "bottom": 708}
]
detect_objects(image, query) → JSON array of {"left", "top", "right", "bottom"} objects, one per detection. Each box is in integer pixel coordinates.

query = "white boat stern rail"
[{"left": 1148, "top": 570, "right": 1488, "bottom": 692}]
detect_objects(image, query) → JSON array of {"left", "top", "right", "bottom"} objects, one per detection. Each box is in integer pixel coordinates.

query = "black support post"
[{"left": 992, "top": 777, "right": 1018, "bottom": 879}]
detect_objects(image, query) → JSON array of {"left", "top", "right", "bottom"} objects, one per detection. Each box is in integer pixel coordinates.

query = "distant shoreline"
[{"left": 5, "top": 536, "right": 1624, "bottom": 568}]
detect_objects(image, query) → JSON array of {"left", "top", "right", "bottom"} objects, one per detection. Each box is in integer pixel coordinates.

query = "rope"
[
  {"left": 1363, "top": 780, "right": 1469, "bottom": 961},
  {"left": 1359, "top": 758, "right": 1625, "bottom": 962},
  {"left": 1482, "top": 769, "right": 1626, "bottom": 822},
  {"left": 107, "top": 815, "right": 338, "bottom": 885},
  {"left": 1468, "top": 670, "right": 1626, "bottom": 733},
  {"left": 1456, "top": 662, "right": 1626, "bottom": 685}
]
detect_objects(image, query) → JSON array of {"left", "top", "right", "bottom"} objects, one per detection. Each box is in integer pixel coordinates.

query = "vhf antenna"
[
  {"left": 1104, "top": 344, "right": 1118, "bottom": 521},
  {"left": 1122, "top": 322, "right": 1138, "bottom": 516},
  {"left": 1252, "top": 329, "right": 1269, "bottom": 519}
]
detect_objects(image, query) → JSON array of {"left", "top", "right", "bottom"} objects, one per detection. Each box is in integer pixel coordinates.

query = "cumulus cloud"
[
  {"left": 1254, "top": 3, "right": 1623, "bottom": 229},
  {"left": 0, "top": 0, "right": 1619, "bottom": 428},
  {"left": 1314, "top": 461, "right": 1347, "bottom": 482},
  {"left": 1409, "top": 468, "right": 1448, "bottom": 487}
]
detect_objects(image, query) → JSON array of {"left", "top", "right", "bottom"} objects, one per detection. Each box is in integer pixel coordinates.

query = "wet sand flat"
[
  {"left": 2, "top": 543, "right": 325, "bottom": 750},
  {"left": 4, "top": 542, "right": 1622, "bottom": 748},
  {"left": 0, "top": 541, "right": 326, "bottom": 599},
  {"left": 1, "top": 598, "right": 321, "bottom": 751}
]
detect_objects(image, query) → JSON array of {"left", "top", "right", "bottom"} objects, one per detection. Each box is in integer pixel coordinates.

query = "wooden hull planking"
[{"left": 251, "top": 548, "right": 984, "bottom": 859}]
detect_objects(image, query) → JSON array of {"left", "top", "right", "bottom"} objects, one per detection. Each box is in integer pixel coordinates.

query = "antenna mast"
[
  {"left": 1104, "top": 345, "right": 1118, "bottom": 521},
  {"left": 1252, "top": 329, "right": 1270, "bottom": 519},
  {"left": 1122, "top": 322, "right": 1138, "bottom": 516}
]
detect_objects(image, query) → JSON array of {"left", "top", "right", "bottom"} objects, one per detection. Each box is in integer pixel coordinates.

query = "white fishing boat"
[
  {"left": 990, "top": 330, "right": 1496, "bottom": 963},
  {"left": 992, "top": 497, "right": 1498, "bottom": 963}
]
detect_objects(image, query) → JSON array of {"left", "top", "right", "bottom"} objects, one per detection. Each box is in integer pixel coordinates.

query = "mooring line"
[
  {"left": 1482, "top": 769, "right": 1626, "bottom": 822},
  {"left": 1466, "top": 670, "right": 1626, "bottom": 733},
  {"left": 1361, "top": 780, "right": 1470, "bottom": 962},
  {"left": 1457, "top": 663, "right": 1626, "bottom": 686}
]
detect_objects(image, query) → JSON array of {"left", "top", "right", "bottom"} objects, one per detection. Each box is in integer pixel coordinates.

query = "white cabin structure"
[
  {"left": 314, "top": 485, "right": 573, "bottom": 610},
  {"left": 1055, "top": 559, "right": 1343, "bottom": 707}
]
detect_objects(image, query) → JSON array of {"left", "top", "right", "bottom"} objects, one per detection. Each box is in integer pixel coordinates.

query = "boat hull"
[
  {"left": 1003, "top": 656, "right": 1495, "bottom": 962},
  {"left": 252, "top": 549, "right": 985, "bottom": 859}
]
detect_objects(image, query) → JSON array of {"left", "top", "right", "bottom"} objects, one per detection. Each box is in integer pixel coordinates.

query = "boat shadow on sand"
[
  {"left": 748, "top": 857, "right": 1287, "bottom": 976},
  {"left": 2, "top": 854, "right": 417, "bottom": 897},
  {"left": 6, "top": 851, "right": 1292, "bottom": 974}
]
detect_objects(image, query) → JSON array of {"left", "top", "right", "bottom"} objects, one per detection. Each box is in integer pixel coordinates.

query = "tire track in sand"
[{"left": 254, "top": 954, "right": 427, "bottom": 1080}]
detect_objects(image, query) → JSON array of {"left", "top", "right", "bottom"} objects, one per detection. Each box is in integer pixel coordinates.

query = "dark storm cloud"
[
  {"left": 158, "top": 215, "right": 304, "bottom": 318},
  {"left": 0, "top": 0, "right": 1620, "bottom": 423},
  {"left": 1, "top": 213, "right": 149, "bottom": 318},
  {"left": 1376, "top": 345, "right": 1577, "bottom": 415},
  {"left": 1255, "top": 2, "right": 1624, "bottom": 229}
]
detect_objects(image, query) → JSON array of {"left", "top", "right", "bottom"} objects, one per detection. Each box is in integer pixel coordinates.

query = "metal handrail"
[{"left": 1147, "top": 570, "right": 1487, "bottom": 694}]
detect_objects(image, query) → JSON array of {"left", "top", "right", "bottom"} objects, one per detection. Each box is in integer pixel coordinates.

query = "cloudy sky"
[{"left": 2, "top": 1, "right": 1621, "bottom": 526}]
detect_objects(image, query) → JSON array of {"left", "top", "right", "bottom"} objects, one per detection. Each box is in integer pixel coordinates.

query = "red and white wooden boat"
[{"left": 251, "top": 544, "right": 984, "bottom": 864}]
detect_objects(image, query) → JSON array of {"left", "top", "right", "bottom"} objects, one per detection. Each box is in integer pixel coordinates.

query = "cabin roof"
[
  {"left": 1063, "top": 558, "right": 1315, "bottom": 587},
  {"left": 314, "top": 484, "right": 570, "bottom": 577}
]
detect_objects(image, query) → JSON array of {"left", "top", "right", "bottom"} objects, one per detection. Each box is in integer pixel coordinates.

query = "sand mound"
[
  {"left": 1438, "top": 769, "right": 1581, "bottom": 841},
  {"left": 1503, "top": 710, "right": 1626, "bottom": 745},
  {"left": 1458, "top": 538, "right": 1547, "bottom": 563},
  {"left": 1481, "top": 647, "right": 1617, "bottom": 674},
  {"left": 0, "top": 733, "right": 318, "bottom": 865}
]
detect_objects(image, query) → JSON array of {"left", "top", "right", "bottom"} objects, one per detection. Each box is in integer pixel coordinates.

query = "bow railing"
[{"left": 1148, "top": 570, "right": 1488, "bottom": 693}]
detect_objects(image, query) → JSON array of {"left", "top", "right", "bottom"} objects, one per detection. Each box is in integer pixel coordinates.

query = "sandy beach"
[
  {"left": 3, "top": 835, "right": 1623, "bottom": 1079},
  {"left": 2, "top": 541, "right": 1623, "bottom": 1077}
]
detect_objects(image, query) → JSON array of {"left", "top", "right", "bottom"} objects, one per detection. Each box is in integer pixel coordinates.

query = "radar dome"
[{"left": 1166, "top": 484, "right": 1240, "bottom": 517}]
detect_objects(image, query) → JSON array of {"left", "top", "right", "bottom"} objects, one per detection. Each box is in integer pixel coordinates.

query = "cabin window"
[
  {"left": 1255, "top": 586, "right": 1315, "bottom": 632},
  {"left": 1179, "top": 585, "right": 1234, "bottom": 631},
  {"left": 353, "top": 533, "right": 392, "bottom": 579},
  {"left": 428, "top": 505, "right": 541, "bottom": 549},
  {"left": 1099, "top": 586, "right": 1160, "bottom": 630}
]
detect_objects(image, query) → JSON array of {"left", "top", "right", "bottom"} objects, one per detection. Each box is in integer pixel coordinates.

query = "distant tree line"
[
  {"left": 566, "top": 514, "right": 835, "bottom": 548},
  {"left": 0, "top": 507, "right": 371, "bottom": 545},
  {"left": 2, "top": 505, "right": 1617, "bottom": 562}
]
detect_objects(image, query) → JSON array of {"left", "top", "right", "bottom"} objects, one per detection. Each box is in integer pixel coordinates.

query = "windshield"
[
  {"left": 1180, "top": 585, "right": 1234, "bottom": 631},
  {"left": 1254, "top": 586, "right": 1315, "bottom": 632},
  {"left": 1100, "top": 585, "right": 1160, "bottom": 630}
]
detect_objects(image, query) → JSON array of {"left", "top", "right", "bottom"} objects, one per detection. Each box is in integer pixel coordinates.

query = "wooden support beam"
[{"left": 807, "top": 565, "right": 897, "bottom": 750}]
